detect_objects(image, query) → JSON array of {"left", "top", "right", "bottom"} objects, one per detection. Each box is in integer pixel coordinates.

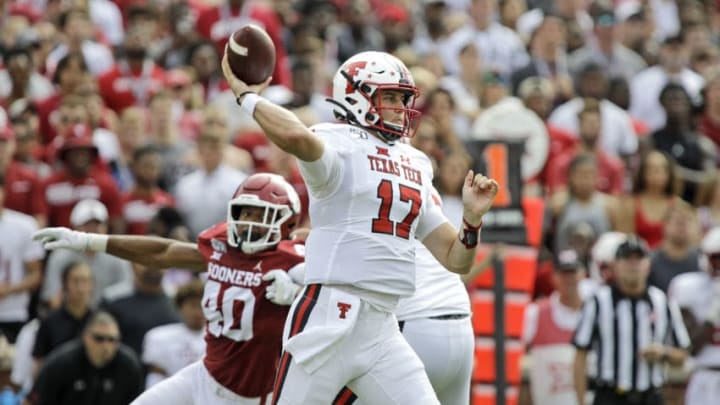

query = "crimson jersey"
[
  {"left": 39, "top": 170, "right": 123, "bottom": 228},
  {"left": 197, "top": 223, "right": 304, "bottom": 397},
  {"left": 121, "top": 188, "right": 175, "bottom": 235},
  {"left": 4, "top": 161, "right": 44, "bottom": 217},
  {"left": 97, "top": 61, "right": 166, "bottom": 112}
]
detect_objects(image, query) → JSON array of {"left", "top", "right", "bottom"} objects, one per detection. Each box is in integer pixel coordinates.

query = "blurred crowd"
[{"left": 1, "top": 0, "right": 720, "bottom": 403}]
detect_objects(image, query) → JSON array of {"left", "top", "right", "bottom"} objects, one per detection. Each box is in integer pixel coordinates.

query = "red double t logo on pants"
[{"left": 337, "top": 302, "right": 352, "bottom": 319}]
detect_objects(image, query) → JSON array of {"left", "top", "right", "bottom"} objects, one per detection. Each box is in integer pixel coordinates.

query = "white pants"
[
  {"left": 131, "top": 361, "right": 271, "bottom": 405},
  {"left": 272, "top": 285, "right": 439, "bottom": 405},
  {"left": 349, "top": 316, "right": 474, "bottom": 405},
  {"left": 685, "top": 369, "right": 720, "bottom": 405},
  {"left": 400, "top": 316, "right": 474, "bottom": 405}
]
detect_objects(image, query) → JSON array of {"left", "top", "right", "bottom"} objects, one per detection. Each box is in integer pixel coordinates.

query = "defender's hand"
[
  {"left": 33, "top": 227, "right": 107, "bottom": 252},
  {"left": 263, "top": 270, "right": 300, "bottom": 306}
]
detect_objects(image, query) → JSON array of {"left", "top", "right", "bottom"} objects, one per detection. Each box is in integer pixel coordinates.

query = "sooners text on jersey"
[{"left": 197, "top": 223, "right": 304, "bottom": 397}]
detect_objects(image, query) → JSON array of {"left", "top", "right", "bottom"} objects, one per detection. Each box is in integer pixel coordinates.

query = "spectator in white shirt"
[
  {"left": 630, "top": 34, "right": 705, "bottom": 132},
  {"left": 41, "top": 199, "right": 133, "bottom": 308},
  {"left": 443, "top": 0, "right": 529, "bottom": 77},
  {"left": 174, "top": 113, "right": 247, "bottom": 237},
  {"left": 88, "top": 0, "right": 124, "bottom": 47},
  {"left": 142, "top": 280, "right": 206, "bottom": 388},
  {"left": 549, "top": 63, "right": 639, "bottom": 157},
  {"left": 45, "top": 8, "right": 114, "bottom": 76},
  {"left": 0, "top": 46, "right": 53, "bottom": 105},
  {"left": 567, "top": 7, "right": 647, "bottom": 82}
]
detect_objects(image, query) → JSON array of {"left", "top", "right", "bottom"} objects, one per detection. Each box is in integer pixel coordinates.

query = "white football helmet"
[
  {"left": 329, "top": 51, "right": 420, "bottom": 143},
  {"left": 227, "top": 173, "right": 301, "bottom": 254}
]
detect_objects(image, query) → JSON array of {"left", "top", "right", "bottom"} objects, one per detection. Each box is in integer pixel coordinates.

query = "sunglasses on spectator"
[{"left": 91, "top": 334, "right": 120, "bottom": 344}]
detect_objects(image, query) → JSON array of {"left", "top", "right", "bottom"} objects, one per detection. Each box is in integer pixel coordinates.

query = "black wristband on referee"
[{"left": 235, "top": 91, "right": 256, "bottom": 106}]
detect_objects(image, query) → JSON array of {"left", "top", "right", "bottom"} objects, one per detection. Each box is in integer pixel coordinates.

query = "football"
[{"left": 226, "top": 24, "right": 276, "bottom": 85}]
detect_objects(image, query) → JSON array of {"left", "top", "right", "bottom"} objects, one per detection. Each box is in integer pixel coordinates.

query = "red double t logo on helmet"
[{"left": 337, "top": 302, "right": 352, "bottom": 319}]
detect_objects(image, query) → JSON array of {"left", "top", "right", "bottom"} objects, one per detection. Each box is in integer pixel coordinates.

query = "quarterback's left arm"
[
  {"left": 422, "top": 171, "right": 498, "bottom": 274},
  {"left": 0, "top": 260, "right": 42, "bottom": 298}
]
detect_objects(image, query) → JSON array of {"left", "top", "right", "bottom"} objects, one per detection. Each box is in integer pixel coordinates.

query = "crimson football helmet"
[
  {"left": 227, "top": 173, "right": 301, "bottom": 254},
  {"left": 328, "top": 51, "right": 421, "bottom": 143}
]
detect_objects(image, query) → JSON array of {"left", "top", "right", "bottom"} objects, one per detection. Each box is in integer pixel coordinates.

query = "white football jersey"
[
  {"left": 298, "top": 123, "right": 448, "bottom": 310},
  {"left": 668, "top": 272, "right": 720, "bottom": 367},
  {"left": 0, "top": 210, "right": 44, "bottom": 322},
  {"left": 396, "top": 187, "right": 470, "bottom": 321},
  {"left": 141, "top": 323, "right": 206, "bottom": 384}
]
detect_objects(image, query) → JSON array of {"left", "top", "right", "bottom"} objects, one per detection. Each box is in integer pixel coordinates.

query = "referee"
[{"left": 572, "top": 236, "right": 690, "bottom": 405}]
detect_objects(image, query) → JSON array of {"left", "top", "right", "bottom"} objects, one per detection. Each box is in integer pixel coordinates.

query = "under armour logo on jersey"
[
  {"left": 376, "top": 147, "right": 389, "bottom": 156},
  {"left": 210, "top": 251, "right": 223, "bottom": 261},
  {"left": 253, "top": 261, "right": 263, "bottom": 272},
  {"left": 400, "top": 155, "right": 410, "bottom": 164},
  {"left": 337, "top": 302, "right": 352, "bottom": 319}
]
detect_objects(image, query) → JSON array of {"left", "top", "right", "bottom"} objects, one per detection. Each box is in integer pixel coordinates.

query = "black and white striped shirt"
[{"left": 572, "top": 284, "right": 690, "bottom": 392}]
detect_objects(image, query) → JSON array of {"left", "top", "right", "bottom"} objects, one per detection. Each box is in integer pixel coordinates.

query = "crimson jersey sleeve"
[{"left": 196, "top": 223, "right": 305, "bottom": 397}]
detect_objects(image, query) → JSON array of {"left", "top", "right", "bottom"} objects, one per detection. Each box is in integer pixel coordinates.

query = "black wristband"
[
  {"left": 459, "top": 228, "right": 479, "bottom": 249},
  {"left": 236, "top": 91, "right": 256, "bottom": 105}
]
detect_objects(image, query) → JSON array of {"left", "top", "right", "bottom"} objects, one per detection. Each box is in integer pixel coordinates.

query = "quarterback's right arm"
[
  {"left": 221, "top": 55, "right": 323, "bottom": 162},
  {"left": 33, "top": 228, "right": 205, "bottom": 271}
]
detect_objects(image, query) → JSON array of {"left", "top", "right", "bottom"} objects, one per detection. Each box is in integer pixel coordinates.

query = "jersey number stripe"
[
  {"left": 371, "top": 179, "right": 422, "bottom": 239},
  {"left": 202, "top": 280, "right": 256, "bottom": 342}
]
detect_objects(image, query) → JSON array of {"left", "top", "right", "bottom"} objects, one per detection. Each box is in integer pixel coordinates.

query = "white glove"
[
  {"left": 33, "top": 227, "right": 108, "bottom": 252},
  {"left": 263, "top": 270, "right": 301, "bottom": 306}
]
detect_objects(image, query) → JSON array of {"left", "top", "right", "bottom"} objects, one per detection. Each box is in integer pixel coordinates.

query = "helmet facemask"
[
  {"left": 226, "top": 195, "right": 294, "bottom": 254},
  {"left": 365, "top": 84, "right": 421, "bottom": 143}
]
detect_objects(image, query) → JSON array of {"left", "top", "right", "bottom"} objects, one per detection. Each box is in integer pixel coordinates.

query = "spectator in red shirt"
[
  {"left": 36, "top": 52, "right": 90, "bottom": 146},
  {"left": 122, "top": 145, "right": 174, "bottom": 235},
  {"left": 39, "top": 124, "right": 124, "bottom": 233},
  {"left": 517, "top": 76, "right": 579, "bottom": 191},
  {"left": 45, "top": 95, "right": 118, "bottom": 169},
  {"left": 0, "top": 126, "right": 44, "bottom": 224},
  {"left": 97, "top": 25, "right": 165, "bottom": 112},
  {"left": 195, "top": 0, "right": 291, "bottom": 88},
  {"left": 546, "top": 98, "right": 625, "bottom": 195},
  {"left": 8, "top": 100, "right": 51, "bottom": 178},
  {"left": 185, "top": 41, "right": 229, "bottom": 104}
]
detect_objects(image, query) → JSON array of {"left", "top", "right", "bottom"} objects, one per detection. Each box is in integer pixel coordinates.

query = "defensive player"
[
  {"left": 33, "top": 173, "right": 305, "bottom": 405},
  {"left": 223, "top": 50, "right": 498, "bottom": 404}
]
